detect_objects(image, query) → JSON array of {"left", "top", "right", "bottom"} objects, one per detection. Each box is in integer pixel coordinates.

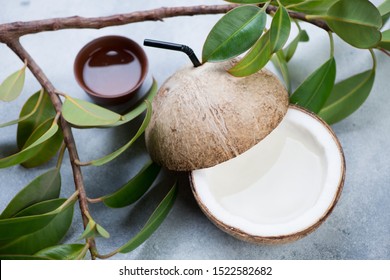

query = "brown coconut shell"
[{"left": 145, "top": 60, "right": 289, "bottom": 171}]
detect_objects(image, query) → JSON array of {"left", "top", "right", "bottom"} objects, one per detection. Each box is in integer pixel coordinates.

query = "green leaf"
[
  {"left": 224, "top": 0, "right": 268, "bottom": 3},
  {"left": 78, "top": 219, "right": 96, "bottom": 240},
  {"left": 118, "top": 182, "right": 177, "bottom": 254},
  {"left": 280, "top": 0, "right": 304, "bottom": 5},
  {"left": 228, "top": 31, "right": 271, "bottom": 77},
  {"left": 0, "top": 255, "right": 50, "bottom": 260},
  {"left": 21, "top": 117, "right": 63, "bottom": 168},
  {"left": 290, "top": 57, "right": 336, "bottom": 113},
  {"left": 17, "top": 89, "right": 56, "bottom": 149},
  {"left": 0, "top": 89, "right": 45, "bottom": 129},
  {"left": 271, "top": 50, "right": 291, "bottom": 93},
  {"left": 62, "top": 79, "right": 157, "bottom": 128},
  {"left": 0, "top": 207, "right": 57, "bottom": 240},
  {"left": 284, "top": 0, "right": 339, "bottom": 15},
  {"left": 283, "top": 29, "right": 309, "bottom": 62},
  {"left": 0, "top": 62, "right": 26, "bottom": 102},
  {"left": 0, "top": 120, "right": 59, "bottom": 168},
  {"left": 270, "top": 5, "right": 291, "bottom": 52},
  {"left": 78, "top": 219, "right": 110, "bottom": 240},
  {"left": 34, "top": 244, "right": 87, "bottom": 260},
  {"left": 319, "top": 69, "right": 375, "bottom": 124},
  {"left": 202, "top": 5, "right": 266, "bottom": 62},
  {"left": 324, "top": 0, "right": 382, "bottom": 49},
  {"left": 96, "top": 224, "right": 110, "bottom": 239},
  {"left": 378, "top": 0, "right": 390, "bottom": 23},
  {"left": 0, "top": 199, "right": 75, "bottom": 255},
  {"left": 90, "top": 100, "right": 152, "bottom": 166},
  {"left": 0, "top": 168, "right": 61, "bottom": 219},
  {"left": 378, "top": 29, "right": 390, "bottom": 50},
  {"left": 14, "top": 199, "right": 63, "bottom": 217},
  {"left": 102, "top": 161, "right": 161, "bottom": 208},
  {"left": 110, "top": 79, "right": 158, "bottom": 127},
  {"left": 62, "top": 95, "right": 122, "bottom": 127}
]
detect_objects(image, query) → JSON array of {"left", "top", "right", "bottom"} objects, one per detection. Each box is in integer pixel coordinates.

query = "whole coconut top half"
[{"left": 145, "top": 60, "right": 289, "bottom": 171}]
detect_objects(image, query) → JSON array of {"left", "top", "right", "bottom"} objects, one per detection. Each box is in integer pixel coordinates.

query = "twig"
[
  {"left": 87, "top": 197, "right": 103, "bottom": 204},
  {"left": 0, "top": 5, "right": 237, "bottom": 39},
  {"left": 4, "top": 38, "right": 97, "bottom": 256},
  {"left": 0, "top": 4, "right": 330, "bottom": 40},
  {"left": 379, "top": 48, "right": 390, "bottom": 57}
]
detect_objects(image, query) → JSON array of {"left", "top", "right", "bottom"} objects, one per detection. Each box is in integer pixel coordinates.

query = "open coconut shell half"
[
  {"left": 145, "top": 61, "right": 345, "bottom": 244},
  {"left": 190, "top": 105, "right": 345, "bottom": 244}
]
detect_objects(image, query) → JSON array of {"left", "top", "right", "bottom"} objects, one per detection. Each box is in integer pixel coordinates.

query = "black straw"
[{"left": 143, "top": 39, "right": 201, "bottom": 67}]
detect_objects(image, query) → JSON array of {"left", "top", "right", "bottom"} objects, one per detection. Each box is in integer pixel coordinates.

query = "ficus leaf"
[
  {"left": 290, "top": 57, "right": 336, "bottom": 113},
  {"left": 324, "top": 0, "right": 382, "bottom": 49},
  {"left": 270, "top": 5, "right": 291, "bottom": 53},
  {"left": 0, "top": 168, "right": 61, "bottom": 219},
  {"left": 102, "top": 160, "right": 161, "bottom": 208},
  {"left": 14, "top": 199, "right": 63, "bottom": 217},
  {"left": 224, "top": 0, "right": 268, "bottom": 3},
  {"left": 78, "top": 219, "right": 96, "bottom": 240},
  {"left": 78, "top": 219, "right": 110, "bottom": 240},
  {"left": 117, "top": 182, "right": 177, "bottom": 254},
  {"left": 89, "top": 100, "right": 152, "bottom": 166},
  {"left": 319, "top": 68, "right": 375, "bottom": 124},
  {"left": 271, "top": 50, "right": 291, "bottom": 93},
  {"left": 228, "top": 31, "right": 271, "bottom": 77},
  {"left": 110, "top": 78, "right": 158, "bottom": 127},
  {"left": 0, "top": 120, "right": 59, "bottom": 168},
  {"left": 378, "top": 0, "right": 390, "bottom": 23},
  {"left": 96, "top": 224, "right": 110, "bottom": 239},
  {"left": 279, "top": 0, "right": 305, "bottom": 5},
  {"left": 34, "top": 244, "right": 87, "bottom": 260},
  {"left": 0, "top": 89, "right": 45, "bottom": 129},
  {"left": 0, "top": 199, "right": 75, "bottom": 255},
  {"left": 284, "top": 0, "right": 339, "bottom": 15},
  {"left": 0, "top": 255, "right": 50, "bottom": 260},
  {"left": 283, "top": 29, "right": 309, "bottom": 62},
  {"left": 21, "top": 117, "right": 64, "bottom": 168},
  {"left": 0, "top": 204, "right": 58, "bottom": 241},
  {"left": 0, "top": 62, "right": 27, "bottom": 102},
  {"left": 62, "top": 95, "right": 122, "bottom": 127},
  {"left": 17, "top": 89, "right": 56, "bottom": 149},
  {"left": 202, "top": 5, "right": 266, "bottom": 62},
  {"left": 378, "top": 29, "right": 390, "bottom": 50}
]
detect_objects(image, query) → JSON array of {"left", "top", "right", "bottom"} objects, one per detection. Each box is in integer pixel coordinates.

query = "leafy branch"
[
  {"left": 0, "top": 3, "right": 332, "bottom": 39},
  {"left": 203, "top": 0, "right": 388, "bottom": 123},
  {"left": 0, "top": 1, "right": 389, "bottom": 259}
]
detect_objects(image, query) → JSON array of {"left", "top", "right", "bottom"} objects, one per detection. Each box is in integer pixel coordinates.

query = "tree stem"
[
  {"left": 0, "top": 4, "right": 330, "bottom": 39},
  {"left": 4, "top": 38, "right": 97, "bottom": 257}
]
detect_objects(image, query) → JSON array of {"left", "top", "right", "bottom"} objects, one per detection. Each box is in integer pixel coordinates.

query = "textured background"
[{"left": 0, "top": 0, "right": 389, "bottom": 259}]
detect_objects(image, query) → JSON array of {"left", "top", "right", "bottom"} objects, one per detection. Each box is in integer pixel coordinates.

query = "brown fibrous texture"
[{"left": 145, "top": 61, "right": 289, "bottom": 171}]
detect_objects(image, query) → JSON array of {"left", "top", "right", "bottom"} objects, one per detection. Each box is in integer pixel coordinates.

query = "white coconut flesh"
[{"left": 191, "top": 106, "right": 345, "bottom": 241}]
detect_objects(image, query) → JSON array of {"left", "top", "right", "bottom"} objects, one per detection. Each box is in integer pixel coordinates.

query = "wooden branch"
[
  {"left": 5, "top": 38, "right": 97, "bottom": 256},
  {"left": 0, "top": 5, "right": 237, "bottom": 39},
  {"left": 0, "top": 4, "right": 329, "bottom": 41}
]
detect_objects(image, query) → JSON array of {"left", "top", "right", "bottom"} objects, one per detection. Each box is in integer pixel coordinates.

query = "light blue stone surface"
[{"left": 0, "top": 0, "right": 389, "bottom": 259}]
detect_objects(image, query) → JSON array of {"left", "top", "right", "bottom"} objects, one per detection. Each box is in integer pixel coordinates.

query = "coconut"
[
  {"left": 145, "top": 60, "right": 289, "bottom": 171},
  {"left": 145, "top": 61, "right": 345, "bottom": 243},
  {"left": 190, "top": 105, "right": 345, "bottom": 243}
]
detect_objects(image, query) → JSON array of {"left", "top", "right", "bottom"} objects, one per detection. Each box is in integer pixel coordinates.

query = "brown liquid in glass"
[{"left": 82, "top": 47, "right": 142, "bottom": 96}]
